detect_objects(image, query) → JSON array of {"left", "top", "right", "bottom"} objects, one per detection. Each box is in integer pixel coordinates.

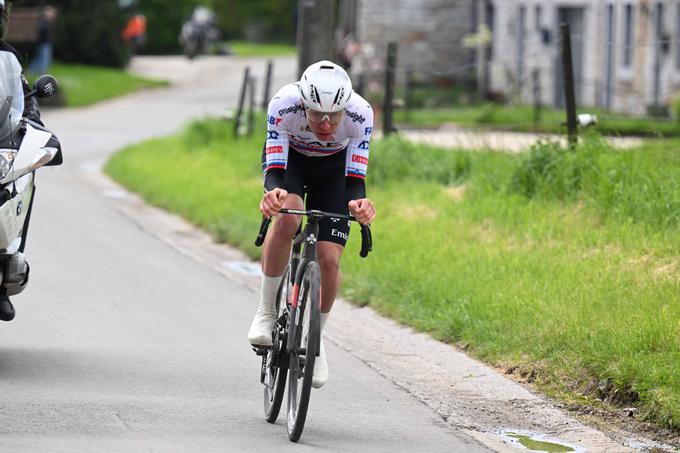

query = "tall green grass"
[{"left": 106, "top": 119, "right": 680, "bottom": 430}]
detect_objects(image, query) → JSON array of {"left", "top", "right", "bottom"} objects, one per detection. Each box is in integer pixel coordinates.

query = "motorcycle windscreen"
[{"left": 0, "top": 51, "right": 23, "bottom": 140}]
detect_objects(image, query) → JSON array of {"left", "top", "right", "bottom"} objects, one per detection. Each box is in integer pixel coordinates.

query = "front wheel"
[
  {"left": 286, "top": 262, "right": 320, "bottom": 442},
  {"left": 264, "top": 267, "right": 290, "bottom": 423}
]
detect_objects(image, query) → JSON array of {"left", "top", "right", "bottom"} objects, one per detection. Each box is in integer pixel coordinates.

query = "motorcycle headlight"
[{"left": 0, "top": 150, "right": 15, "bottom": 180}]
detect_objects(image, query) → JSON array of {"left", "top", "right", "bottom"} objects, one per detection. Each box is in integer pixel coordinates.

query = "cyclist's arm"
[
  {"left": 344, "top": 105, "right": 373, "bottom": 202},
  {"left": 262, "top": 100, "right": 291, "bottom": 191}
]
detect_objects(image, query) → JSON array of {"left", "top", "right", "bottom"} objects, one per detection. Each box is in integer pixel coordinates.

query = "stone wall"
[{"left": 353, "top": 0, "right": 476, "bottom": 85}]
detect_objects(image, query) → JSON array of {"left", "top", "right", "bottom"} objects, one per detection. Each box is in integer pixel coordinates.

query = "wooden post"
[
  {"left": 355, "top": 72, "right": 365, "bottom": 97},
  {"left": 405, "top": 69, "right": 413, "bottom": 112},
  {"left": 560, "top": 23, "right": 577, "bottom": 147},
  {"left": 234, "top": 66, "right": 250, "bottom": 138},
  {"left": 262, "top": 60, "right": 273, "bottom": 111},
  {"left": 383, "top": 42, "right": 397, "bottom": 137},
  {"left": 532, "top": 68, "right": 541, "bottom": 127},
  {"left": 248, "top": 75, "right": 256, "bottom": 136}
]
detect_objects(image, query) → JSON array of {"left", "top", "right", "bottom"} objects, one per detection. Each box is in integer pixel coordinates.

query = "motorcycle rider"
[
  {"left": 248, "top": 61, "right": 376, "bottom": 388},
  {"left": 179, "top": 6, "right": 219, "bottom": 58},
  {"left": 0, "top": 0, "right": 43, "bottom": 320}
]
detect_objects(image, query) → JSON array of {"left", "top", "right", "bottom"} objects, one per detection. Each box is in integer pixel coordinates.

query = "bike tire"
[
  {"left": 286, "top": 262, "right": 320, "bottom": 442},
  {"left": 264, "top": 267, "right": 290, "bottom": 423}
]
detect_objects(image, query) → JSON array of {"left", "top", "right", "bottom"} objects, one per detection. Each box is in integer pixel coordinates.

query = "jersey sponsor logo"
[
  {"left": 266, "top": 146, "right": 283, "bottom": 154},
  {"left": 268, "top": 116, "right": 283, "bottom": 126},
  {"left": 278, "top": 104, "right": 304, "bottom": 116},
  {"left": 352, "top": 155, "right": 369, "bottom": 165},
  {"left": 267, "top": 130, "right": 280, "bottom": 140},
  {"left": 357, "top": 140, "right": 369, "bottom": 150},
  {"left": 364, "top": 127, "right": 373, "bottom": 136},
  {"left": 345, "top": 110, "right": 366, "bottom": 124}
]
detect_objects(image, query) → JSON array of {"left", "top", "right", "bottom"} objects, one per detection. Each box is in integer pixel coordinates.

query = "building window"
[{"left": 622, "top": 4, "right": 634, "bottom": 69}]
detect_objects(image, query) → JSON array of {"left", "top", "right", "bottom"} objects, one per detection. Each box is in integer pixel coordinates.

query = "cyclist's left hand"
[{"left": 348, "top": 198, "right": 375, "bottom": 225}]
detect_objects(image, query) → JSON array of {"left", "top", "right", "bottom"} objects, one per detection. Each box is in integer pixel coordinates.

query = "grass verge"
[
  {"left": 105, "top": 118, "right": 680, "bottom": 431},
  {"left": 394, "top": 103, "right": 680, "bottom": 138},
  {"left": 28, "top": 63, "right": 168, "bottom": 107},
  {"left": 226, "top": 41, "right": 296, "bottom": 57}
]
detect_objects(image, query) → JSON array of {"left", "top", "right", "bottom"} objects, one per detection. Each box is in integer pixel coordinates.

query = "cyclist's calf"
[{"left": 317, "top": 242, "right": 344, "bottom": 312}]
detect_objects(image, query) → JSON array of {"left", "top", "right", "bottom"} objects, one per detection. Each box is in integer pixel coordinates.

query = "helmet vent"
[
  {"left": 320, "top": 65, "right": 334, "bottom": 70},
  {"left": 333, "top": 89, "right": 341, "bottom": 106},
  {"left": 313, "top": 86, "right": 321, "bottom": 106}
]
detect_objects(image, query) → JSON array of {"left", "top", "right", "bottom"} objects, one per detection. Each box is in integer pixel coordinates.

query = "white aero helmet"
[{"left": 299, "top": 60, "right": 352, "bottom": 113}]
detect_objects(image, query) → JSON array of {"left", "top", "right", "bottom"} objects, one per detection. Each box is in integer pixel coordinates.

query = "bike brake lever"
[{"left": 359, "top": 224, "right": 372, "bottom": 258}]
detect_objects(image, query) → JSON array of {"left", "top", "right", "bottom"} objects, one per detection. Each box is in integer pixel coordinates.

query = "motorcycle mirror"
[{"left": 33, "top": 75, "right": 58, "bottom": 99}]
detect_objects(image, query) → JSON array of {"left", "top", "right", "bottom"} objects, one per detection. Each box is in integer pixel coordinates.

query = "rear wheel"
[
  {"left": 286, "top": 262, "right": 320, "bottom": 442},
  {"left": 264, "top": 267, "right": 290, "bottom": 423}
]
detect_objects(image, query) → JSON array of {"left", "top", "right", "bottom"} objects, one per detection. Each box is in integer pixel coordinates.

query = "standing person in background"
[
  {"left": 122, "top": 12, "right": 146, "bottom": 55},
  {"left": 29, "top": 5, "right": 56, "bottom": 75}
]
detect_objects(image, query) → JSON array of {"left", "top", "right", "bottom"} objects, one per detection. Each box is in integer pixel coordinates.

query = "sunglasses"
[{"left": 305, "top": 108, "right": 344, "bottom": 125}]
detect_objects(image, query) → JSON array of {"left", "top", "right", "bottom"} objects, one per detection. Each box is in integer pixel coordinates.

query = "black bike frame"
[{"left": 255, "top": 208, "right": 372, "bottom": 354}]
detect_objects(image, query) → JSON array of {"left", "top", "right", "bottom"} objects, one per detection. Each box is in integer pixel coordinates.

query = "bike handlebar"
[{"left": 254, "top": 209, "right": 372, "bottom": 258}]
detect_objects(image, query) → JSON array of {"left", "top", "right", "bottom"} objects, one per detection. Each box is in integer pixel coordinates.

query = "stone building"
[
  {"left": 343, "top": 0, "right": 477, "bottom": 88},
  {"left": 482, "top": 0, "right": 680, "bottom": 115}
]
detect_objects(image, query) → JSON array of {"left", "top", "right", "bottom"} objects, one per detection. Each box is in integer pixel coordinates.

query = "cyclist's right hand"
[{"left": 260, "top": 188, "right": 288, "bottom": 219}]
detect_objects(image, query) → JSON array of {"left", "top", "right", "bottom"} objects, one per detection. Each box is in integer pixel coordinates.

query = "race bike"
[{"left": 0, "top": 50, "right": 62, "bottom": 320}]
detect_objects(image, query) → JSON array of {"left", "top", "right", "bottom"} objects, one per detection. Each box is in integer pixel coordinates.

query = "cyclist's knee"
[
  {"left": 318, "top": 253, "right": 340, "bottom": 277},
  {"left": 272, "top": 215, "right": 300, "bottom": 238}
]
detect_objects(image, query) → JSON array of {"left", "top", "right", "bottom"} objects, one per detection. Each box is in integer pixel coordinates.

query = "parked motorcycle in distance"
[
  {"left": 179, "top": 6, "right": 222, "bottom": 59},
  {"left": 0, "top": 51, "right": 62, "bottom": 321}
]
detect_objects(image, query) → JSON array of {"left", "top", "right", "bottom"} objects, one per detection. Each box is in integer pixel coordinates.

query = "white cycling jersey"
[{"left": 263, "top": 82, "right": 373, "bottom": 180}]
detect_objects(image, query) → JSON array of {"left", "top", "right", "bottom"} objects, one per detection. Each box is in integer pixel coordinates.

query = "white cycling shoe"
[
  {"left": 312, "top": 338, "right": 328, "bottom": 388},
  {"left": 247, "top": 302, "right": 276, "bottom": 347}
]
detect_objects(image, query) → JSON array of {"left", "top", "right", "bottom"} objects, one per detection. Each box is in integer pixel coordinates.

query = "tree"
[{"left": 17, "top": 0, "right": 129, "bottom": 67}]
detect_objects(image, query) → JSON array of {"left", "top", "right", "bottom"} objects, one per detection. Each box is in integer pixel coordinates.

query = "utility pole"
[
  {"left": 297, "top": 0, "right": 337, "bottom": 77},
  {"left": 383, "top": 42, "right": 398, "bottom": 137},
  {"left": 475, "top": 0, "right": 488, "bottom": 100}
]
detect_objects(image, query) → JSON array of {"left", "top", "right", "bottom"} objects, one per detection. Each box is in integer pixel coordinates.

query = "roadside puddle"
[{"left": 501, "top": 430, "right": 578, "bottom": 452}]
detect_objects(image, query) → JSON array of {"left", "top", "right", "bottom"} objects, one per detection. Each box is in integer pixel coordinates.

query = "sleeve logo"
[
  {"left": 266, "top": 146, "right": 283, "bottom": 154},
  {"left": 352, "top": 155, "right": 369, "bottom": 165},
  {"left": 267, "top": 130, "right": 280, "bottom": 140},
  {"left": 268, "top": 116, "right": 283, "bottom": 126}
]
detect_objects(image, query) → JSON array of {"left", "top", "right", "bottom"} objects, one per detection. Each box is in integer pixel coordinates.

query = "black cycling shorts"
[{"left": 274, "top": 147, "right": 352, "bottom": 247}]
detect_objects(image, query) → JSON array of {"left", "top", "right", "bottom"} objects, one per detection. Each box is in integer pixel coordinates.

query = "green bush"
[{"left": 509, "top": 138, "right": 601, "bottom": 200}]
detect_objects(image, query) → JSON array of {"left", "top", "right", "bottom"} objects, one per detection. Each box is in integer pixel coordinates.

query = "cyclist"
[{"left": 248, "top": 60, "right": 375, "bottom": 388}]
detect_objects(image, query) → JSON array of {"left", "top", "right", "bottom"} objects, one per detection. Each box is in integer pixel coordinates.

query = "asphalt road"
[{"left": 0, "top": 56, "right": 492, "bottom": 452}]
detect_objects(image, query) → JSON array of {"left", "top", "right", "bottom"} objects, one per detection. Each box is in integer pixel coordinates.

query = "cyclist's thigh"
[
  {"left": 305, "top": 153, "right": 350, "bottom": 247},
  {"left": 281, "top": 148, "right": 306, "bottom": 200}
]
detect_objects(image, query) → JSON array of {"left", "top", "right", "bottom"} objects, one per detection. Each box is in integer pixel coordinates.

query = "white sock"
[
  {"left": 260, "top": 274, "right": 282, "bottom": 309},
  {"left": 320, "top": 312, "right": 330, "bottom": 334}
]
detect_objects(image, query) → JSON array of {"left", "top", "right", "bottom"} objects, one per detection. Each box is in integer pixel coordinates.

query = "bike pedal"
[{"left": 252, "top": 346, "right": 271, "bottom": 356}]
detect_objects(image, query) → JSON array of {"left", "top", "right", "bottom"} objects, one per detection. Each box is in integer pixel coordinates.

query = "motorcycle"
[
  {"left": 0, "top": 50, "right": 61, "bottom": 321},
  {"left": 179, "top": 7, "right": 221, "bottom": 59}
]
